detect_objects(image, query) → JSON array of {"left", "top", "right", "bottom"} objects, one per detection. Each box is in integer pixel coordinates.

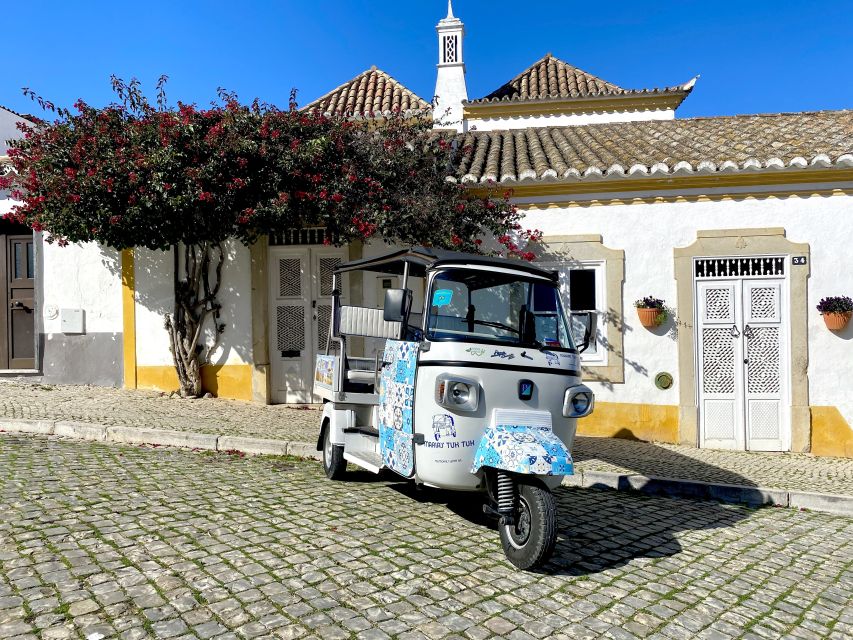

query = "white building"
[{"left": 2, "top": 3, "right": 852, "bottom": 457}]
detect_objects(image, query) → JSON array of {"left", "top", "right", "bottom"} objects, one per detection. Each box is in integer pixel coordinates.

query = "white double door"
[
  {"left": 697, "top": 277, "right": 789, "bottom": 451},
  {"left": 269, "top": 246, "right": 346, "bottom": 404}
]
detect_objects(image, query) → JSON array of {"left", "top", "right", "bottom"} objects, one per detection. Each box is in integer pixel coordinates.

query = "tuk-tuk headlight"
[
  {"left": 563, "top": 384, "right": 594, "bottom": 418},
  {"left": 436, "top": 374, "right": 480, "bottom": 412}
]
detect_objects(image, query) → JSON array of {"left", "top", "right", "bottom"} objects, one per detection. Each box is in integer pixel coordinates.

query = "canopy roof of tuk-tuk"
[{"left": 334, "top": 246, "right": 558, "bottom": 281}]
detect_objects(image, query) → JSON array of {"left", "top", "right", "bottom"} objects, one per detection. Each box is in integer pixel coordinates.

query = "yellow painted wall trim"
[
  {"left": 811, "top": 406, "right": 853, "bottom": 458},
  {"left": 467, "top": 170, "right": 853, "bottom": 200},
  {"left": 463, "top": 94, "right": 684, "bottom": 119},
  {"left": 121, "top": 249, "right": 137, "bottom": 390},
  {"left": 577, "top": 402, "right": 679, "bottom": 444},
  {"left": 136, "top": 364, "right": 254, "bottom": 402},
  {"left": 513, "top": 188, "right": 851, "bottom": 209}
]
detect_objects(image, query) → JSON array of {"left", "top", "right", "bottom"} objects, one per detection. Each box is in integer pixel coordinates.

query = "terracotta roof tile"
[
  {"left": 468, "top": 54, "right": 694, "bottom": 105},
  {"left": 303, "top": 67, "right": 431, "bottom": 118},
  {"left": 455, "top": 110, "right": 853, "bottom": 184}
]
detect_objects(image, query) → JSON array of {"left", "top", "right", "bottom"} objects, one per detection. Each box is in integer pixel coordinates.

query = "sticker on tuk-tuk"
[{"left": 432, "top": 289, "right": 453, "bottom": 307}]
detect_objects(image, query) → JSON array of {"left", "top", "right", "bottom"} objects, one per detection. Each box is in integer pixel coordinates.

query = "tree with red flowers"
[{"left": 3, "top": 79, "right": 536, "bottom": 397}]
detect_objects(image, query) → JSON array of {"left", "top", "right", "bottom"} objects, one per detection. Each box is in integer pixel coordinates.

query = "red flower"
[
  {"left": 455, "top": 203, "right": 465, "bottom": 213},
  {"left": 330, "top": 193, "right": 343, "bottom": 203},
  {"left": 319, "top": 189, "right": 328, "bottom": 200},
  {"left": 109, "top": 215, "right": 122, "bottom": 225},
  {"left": 198, "top": 191, "right": 213, "bottom": 202},
  {"left": 64, "top": 167, "right": 77, "bottom": 179}
]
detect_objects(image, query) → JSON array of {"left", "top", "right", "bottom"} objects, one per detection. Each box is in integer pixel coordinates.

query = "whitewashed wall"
[
  {"left": 134, "top": 241, "right": 253, "bottom": 368},
  {"left": 520, "top": 186, "right": 853, "bottom": 426},
  {"left": 465, "top": 108, "right": 675, "bottom": 132},
  {"left": 1, "top": 197, "right": 124, "bottom": 384},
  {"left": 38, "top": 238, "right": 123, "bottom": 385}
]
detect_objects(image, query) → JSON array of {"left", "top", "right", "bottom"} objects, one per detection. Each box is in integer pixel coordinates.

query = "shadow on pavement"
[
  {"left": 542, "top": 486, "right": 749, "bottom": 575},
  {"left": 383, "top": 468, "right": 752, "bottom": 576},
  {"left": 572, "top": 430, "right": 760, "bottom": 488},
  {"left": 342, "top": 432, "right": 760, "bottom": 575}
]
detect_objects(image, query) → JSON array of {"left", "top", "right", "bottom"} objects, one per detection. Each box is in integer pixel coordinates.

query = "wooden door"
[{"left": 2, "top": 235, "right": 35, "bottom": 369}]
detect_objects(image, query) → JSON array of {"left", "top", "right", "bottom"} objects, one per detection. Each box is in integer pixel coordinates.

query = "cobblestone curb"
[
  {"left": 0, "top": 417, "right": 322, "bottom": 462},
  {"left": 2, "top": 417, "right": 851, "bottom": 515}
]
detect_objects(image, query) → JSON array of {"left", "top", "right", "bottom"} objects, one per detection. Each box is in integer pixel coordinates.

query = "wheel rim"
[
  {"left": 504, "top": 495, "right": 532, "bottom": 549},
  {"left": 323, "top": 428, "right": 332, "bottom": 467}
]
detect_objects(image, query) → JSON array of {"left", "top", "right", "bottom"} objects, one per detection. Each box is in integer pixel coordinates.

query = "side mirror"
[
  {"left": 571, "top": 312, "right": 594, "bottom": 353},
  {"left": 383, "top": 288, "right": 411, "bottom": 322}
]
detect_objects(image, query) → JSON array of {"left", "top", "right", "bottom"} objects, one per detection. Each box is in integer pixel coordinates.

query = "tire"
[
  {"left": 321, "top": 423, "right": 347, "bottom": 480},
  {"left": 499, "top": 479, "right": 557, "bottom": 570}
]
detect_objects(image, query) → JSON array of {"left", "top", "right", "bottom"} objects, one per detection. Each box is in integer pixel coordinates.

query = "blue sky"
[{"left": 4, "top": 1, "right": 851, "bottom": 120}]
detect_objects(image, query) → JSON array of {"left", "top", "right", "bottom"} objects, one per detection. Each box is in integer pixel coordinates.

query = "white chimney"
[{"left": 433, "top": 0, "right": 468, "bottom": 132}]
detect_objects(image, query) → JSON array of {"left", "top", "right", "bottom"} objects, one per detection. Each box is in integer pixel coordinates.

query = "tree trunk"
[{"left": 165, "top": 242, "right": 225, "bottom": 398}]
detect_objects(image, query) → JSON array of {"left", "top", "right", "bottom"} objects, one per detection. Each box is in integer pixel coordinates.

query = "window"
[
  {"left": 533, "top": 236, "right": 624, "bottom": 382},
  {"left": 544, "top": 261, "right": 606, "bottom": 364}
]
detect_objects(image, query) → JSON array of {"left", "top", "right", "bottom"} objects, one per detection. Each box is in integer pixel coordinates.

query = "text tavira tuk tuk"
[{"left": 314, "top": 247, "right": 594, "bottom": 570}]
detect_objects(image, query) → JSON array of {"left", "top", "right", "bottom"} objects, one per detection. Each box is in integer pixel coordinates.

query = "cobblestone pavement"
[
  {"left": 0, "top": 435, "right": 851, "bottom": 640},
  {"left": 0, "top": 381, "right": 319, "bottom": 443},
  {"left": 2, "top": 381, "right": 853, "bottom": 495}
]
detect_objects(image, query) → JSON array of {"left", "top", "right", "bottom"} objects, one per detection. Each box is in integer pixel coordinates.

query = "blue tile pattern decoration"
[
  {"left": 471, "top": 424, "right": 573, "bottom": 476},
  {"left": 378, "top": 340, "right": 418, "bottom": 477}
]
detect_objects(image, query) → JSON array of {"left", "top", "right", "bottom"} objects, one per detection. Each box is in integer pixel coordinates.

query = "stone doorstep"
[{"left": 0, "top": 418, "right": 849, "bottom": 515}]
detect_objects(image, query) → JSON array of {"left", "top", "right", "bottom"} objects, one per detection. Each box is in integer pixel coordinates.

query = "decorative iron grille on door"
[{"left": 695, "top": 257, "right": 788, "bottom": 451}]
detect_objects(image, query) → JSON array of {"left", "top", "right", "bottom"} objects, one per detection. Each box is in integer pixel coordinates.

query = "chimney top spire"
[{"left": 447, "top": 0, "right": 454, "bottom": 19}]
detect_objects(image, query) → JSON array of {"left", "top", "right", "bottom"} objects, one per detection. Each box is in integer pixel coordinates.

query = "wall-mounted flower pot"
[
  {"left": 637, "top": 307, "right": 664, "bottom": 328},
  {"left": 822, "top": 311, "right": 852, "bottom": 332}
]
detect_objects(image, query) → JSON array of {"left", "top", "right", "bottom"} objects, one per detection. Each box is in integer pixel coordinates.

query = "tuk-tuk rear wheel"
[
  {"left": 322, "top": 423, "right": 347, "bottom": 480},
  {"left": 499, "top": 480, "right": 557, "bottom": 570}
]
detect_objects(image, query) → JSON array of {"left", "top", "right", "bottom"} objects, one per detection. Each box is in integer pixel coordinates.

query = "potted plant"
[
  {"left": 635, "top": 296, "right": 667, "bottom": 328},
  {"left": 816, "top": 296, "right": 853, "bottom": 331}
]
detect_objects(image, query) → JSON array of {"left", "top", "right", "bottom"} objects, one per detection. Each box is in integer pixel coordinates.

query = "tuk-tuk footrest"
[
  {"left": 482, "top": 502, "right": 515, "bottom": 526},
  {"left": 343, "top": 426, "right": 379, "bottom": 437}
]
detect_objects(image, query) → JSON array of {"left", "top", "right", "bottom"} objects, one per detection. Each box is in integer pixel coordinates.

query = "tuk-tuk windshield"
[{"left": 426, "top": 268, "right": 576, "bottom": 350}]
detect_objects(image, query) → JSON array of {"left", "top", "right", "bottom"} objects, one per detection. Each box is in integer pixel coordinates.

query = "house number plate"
[{"left": 792, "top": 256, "right": 807, "bottom": 265}]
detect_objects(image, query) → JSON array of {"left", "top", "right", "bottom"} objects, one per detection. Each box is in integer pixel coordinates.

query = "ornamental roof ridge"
[
  {"left": 466, "top": 53, "right": 695, "bottom": 107},
  {"left": 301, "top": 66, "right": 432, "bottom": 119}
]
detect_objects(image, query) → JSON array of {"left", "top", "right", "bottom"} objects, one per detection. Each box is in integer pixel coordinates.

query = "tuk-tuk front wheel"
[
  {"left": 499, "top": 480, "right": 557, "bottom": 570},
  {"left": 322, "top": 422, "right": 347, "bottom": 480}
]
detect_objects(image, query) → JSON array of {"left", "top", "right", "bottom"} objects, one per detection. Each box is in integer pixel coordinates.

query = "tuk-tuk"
[{"left": 314, "top": 247, "right": 594, "bottom": 570}]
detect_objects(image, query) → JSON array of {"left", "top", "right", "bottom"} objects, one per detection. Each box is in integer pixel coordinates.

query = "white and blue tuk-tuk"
[{"left": 314, "top": 247, "right": 594, "bottom": 570}]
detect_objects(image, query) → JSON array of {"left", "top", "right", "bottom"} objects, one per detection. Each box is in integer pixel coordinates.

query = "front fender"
[{"left": 471, "top": 425, "right": 573, "bottom": 476}]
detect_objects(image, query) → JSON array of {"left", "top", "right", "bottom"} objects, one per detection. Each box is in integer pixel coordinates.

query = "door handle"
[
  {"left": 744, "top": 324, "right": 754, "bottom": 338},
  {"left": 10, "top": 300, "right": 25, "bottom": 309},
  {"left": 730, "top": 324, "right": 740, "bottom": 337}
]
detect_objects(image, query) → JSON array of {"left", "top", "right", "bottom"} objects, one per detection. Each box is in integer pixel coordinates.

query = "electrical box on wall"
[{"left": 60, "top": 308, "right": 85, "bottom": 334}]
